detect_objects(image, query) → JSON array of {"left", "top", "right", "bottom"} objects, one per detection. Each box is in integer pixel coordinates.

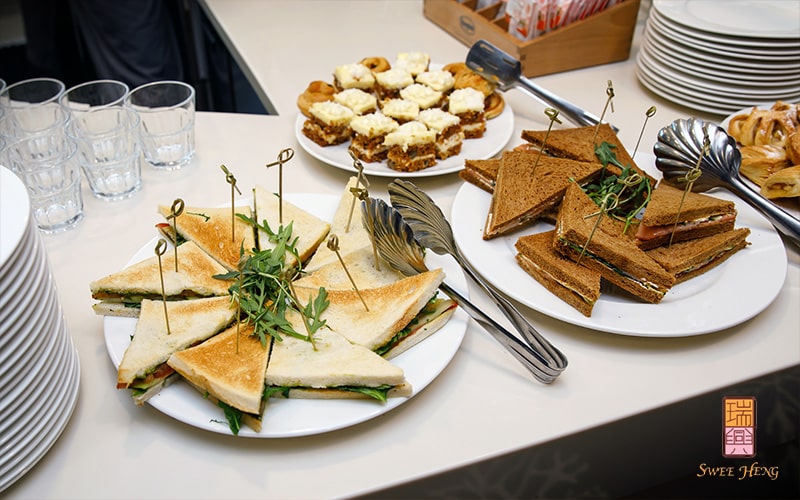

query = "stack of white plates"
[
  {"left": 637, "top": 0, "right": 800, "bottom": 115},
  {"left": 0, "top": 166, "right": 80, "bottom": 493}
]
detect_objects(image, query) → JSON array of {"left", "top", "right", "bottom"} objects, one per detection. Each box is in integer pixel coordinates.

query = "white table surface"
[{"left": 6, "top": 1, "right": 799, "bottom": 498}]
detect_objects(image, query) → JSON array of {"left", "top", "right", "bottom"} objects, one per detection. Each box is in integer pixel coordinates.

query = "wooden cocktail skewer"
[
  {"left": 265, "top": 147, "right": 294, "bottom": 224},
  {"left": 166, "top": 198, "right": 184, "bottom": 272},
  {"left": 591, "top": 80, "right": 614, "bottom": 144},
  {"left": 346, "top": 151, "right": 370, "bottom": 233},
  {"left": 633, "top": 106, "right": 657, "bottom": 157},
  {"left": 220, "top": 164, "right": 242, "bottom": 242},
  {"left": 531, "top": 107, "right": 561, "bottom": 176},
  {"left": 579, "top": 192, "right": 619, "bottom": 264},
  {"left": 327, "top": 234, "right": 368, "bottom": 311},
  {"left": 669, "top": 131, "right": 708, "bottom": 247},
  {"left": 154, "top": 238, "right": 171, "bottom": 335}
]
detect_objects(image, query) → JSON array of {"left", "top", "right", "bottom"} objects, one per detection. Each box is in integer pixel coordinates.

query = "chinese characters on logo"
[{"left": 723, "top": 397, "right": 756, "bottom": 458}]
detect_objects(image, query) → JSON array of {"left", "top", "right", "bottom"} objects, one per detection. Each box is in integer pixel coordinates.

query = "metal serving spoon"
[
  {"left": 362, "top": 196, "right": 564, "bottom": 384},
  {"left": 387, "top": 179, "right": 567, "bottom": 371},
  {"left": 465, "top": 39, "right": 612, "bottom": 130},
  {"left": 654, "top": 117, "right": 800, "bottom": 245}
]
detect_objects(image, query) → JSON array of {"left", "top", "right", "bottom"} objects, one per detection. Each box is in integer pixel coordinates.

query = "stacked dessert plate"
[
  {"left": 0, "top": 166, "right": 80, "bottom": 493},
  {"left": 637, "top": 0, "right": 800, "bottom": 115}
]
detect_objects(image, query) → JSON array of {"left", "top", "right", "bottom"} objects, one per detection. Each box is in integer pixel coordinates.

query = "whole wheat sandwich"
[
  {"left": 515, "top": 230, "right": 601, "bottom": 317},
  {"left": 293, "top": 268, "right": 456, "bottom": 358},
  {"left": 90, "top": 240, "right": 230, "bottom": 317},
  {"left": 645, "top": 227, "right": 751, "bottom": 283},
  {"left": 157, "top": 204, "right": 256, "bottom": 271},
  {"left": 167, "top": 322, "right": 272, "bottom": 433},
  {"left": 555, "top": 182, "right": 675, "bottom": 304},
  {"left": 483, "top": 149, "right": 603, "bottom": 239},
  {"left": 459, "top": 157, "right": 500, "bottom": 193},
  {"left": 635, "top": 182, "right": 737, "bottom": 250},
  {"left": 116, "top": 296, "right": 238, "bottom": 405},
  {"left": 264, "top": 312, "right": 412, "bottom": 401}
]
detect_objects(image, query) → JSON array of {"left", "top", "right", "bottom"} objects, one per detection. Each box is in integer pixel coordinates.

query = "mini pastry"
[
  {"left": 302, "top": 101, "right": 355, "bottom": 147},
  {"left": 383, "top": 121, "right": 437, "bottom": 172},
  {"left": 333, "top": 63, "right": 375, "bottom": 91},
  {"left": 417, "top": 108, "right": 464, "bottom": 160},
  {"left": 348, "top": 112, "right": 399, "bottom": 163},
  {"left": 333, "top": 88, "right": 378, "bottom": 115}
]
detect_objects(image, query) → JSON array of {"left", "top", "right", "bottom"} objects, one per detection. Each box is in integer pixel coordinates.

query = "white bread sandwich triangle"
[
  {"left": 303, "top": 176, "right": 374, "bottom": 273},
  {"left": 293, "top": 268, "right": 455, "bottom": 358},
  {"left": 264, "top": 311, "right": 411, "bottom": 400},
  {"left": 483, "top": 149, "right": 603, "bottom": 240},
  {"left": 646, "top": 227, "right": 751, "bottom": 283},
  {"left": 253, "top": 185, "right": 330, "bottom": 268},
  {"left": 293, "top": 245, "right": 403, "bottom": 291},
  {"left": 116, "top": 296, "right": 238, "bottom": 404},
  {"left": 167, "top": 322, "right": 272, "bottom": 433},
  {"left": 635, "top": 182, "right": 737, "bottom": 250},
  {"left": 90, "top": 240, "right": 230, "bottom": 317},
  {"left": 555, "top": 182, "right": 675, "bottom": 304},
  {"left": 157, "top": 204, "right": 256, "bottom": 271},
  {"left": 515, "top": 230, "right": 601, "bottom": 317}
]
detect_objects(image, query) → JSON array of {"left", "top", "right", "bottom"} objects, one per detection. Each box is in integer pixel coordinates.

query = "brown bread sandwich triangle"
[
  {"left": 645, "top": 227, "right": 751, "bottom": 283},
  {"left": 520, "top": 123, "right": 652, "bottom": 181},
  {"left": 515, "top": 230, "right": 601, "bottom": 317},
  {"left": 555, "top": 182, "right": 675, "bottom": 304},
  {"left": 635, "top": 182, "right": 737, "bottom": 250},
  {"left": 483, "top": 150, "right": 603, "bottom": 240},
  {"left": 459, "top": 158, "right": 501, "bottom": 193}
]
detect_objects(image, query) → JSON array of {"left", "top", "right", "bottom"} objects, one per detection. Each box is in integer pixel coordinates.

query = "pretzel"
[
  {"left": 360, "top": 57, "right": 391, "bottom": 73},
  {"left": 297, "top": 80, "right": 336, "bottom": 117}
]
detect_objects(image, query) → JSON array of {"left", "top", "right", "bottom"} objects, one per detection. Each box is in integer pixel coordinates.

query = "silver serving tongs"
[
  {"left": 388, "top": 179, "right": 567, "bottom": 372},
  {"left": 363, "top": 196, "right": 565, "bottom": 384},
  {"left": 466, "top": 39, "right": 614, "bottom": 130}
]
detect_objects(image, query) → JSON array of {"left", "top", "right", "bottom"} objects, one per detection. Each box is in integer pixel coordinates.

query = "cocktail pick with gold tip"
[
  {"left": 154, "top": 238, "right": 172, "bottom": 335},
  {"left": 633, "top": 106, "right": 657, "bottom": 157},
  {"left": 346, "top": 151, "right": 370, "bottom": 233},
  {"left": 669, "top": 131, "right": 708, "bottom": 247},
  {"left": 327, "top": 234, "right": 369, "bottom": 311},
  {"left": 591, "top": 80, "right": 615, "bottom": 144},
  {"left": 531, "top": 107, "right": 561, "bottom": 177},
  {"left": 166, "top": 198, "right": 184, "bottom": 272},
  {"left": 287, "top": 280, "right": 318, "bottom": 350},
  {"left": 265, "top": 147, "right": 295, "bottom": 224},
  {"left": 579, "top": 192, "right": 619, "bottom": 264},
  {"left": 220, "top": 164, "right": 242, "bottom": 242}
]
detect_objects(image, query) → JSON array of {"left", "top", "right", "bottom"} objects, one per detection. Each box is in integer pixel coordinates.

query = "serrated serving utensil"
[
  {"left": 466, "top": 39, "right": 612, "bottom": 130},
  {"left": 654, "top": 117, "right": 800, "bottom": 245},
  {"left": 387, "top": 179, "right": 567, "bottom": 372},
  {"left": 362, "top": 196, "right": 563, "bottom": 384}
]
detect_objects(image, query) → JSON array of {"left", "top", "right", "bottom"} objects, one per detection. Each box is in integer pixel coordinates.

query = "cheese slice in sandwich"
[
  {"left": 483, "top": 149, "right": 603, "bottom": 240},
  {"left": 459, "top": 157, "right": 501, "bottom": 193},
  {"left": 90, "top": 240, "right": 230, "bottom": 317},
  {"left": 264, "top": 311, "right": 412, "bottom": 400},
  {"left": 304, "top": 176, "right": 375, "bottom": 273},
  {"left": 167, "top": 322, "right": 271, "bottom": 433},
  {"left": 520, "top": 123, "right": 652, "bottom": 181},
  {"left": 253, "top": 185, "right": 330, "bottom": 268},
  {"left": 515, "top": 230, "right": 601, "bottom": 317},
  {"left": 293, "top": 268, "right": 455, "bottom": 358},
  {"left": 157, "top": 204, "right": 256, "bottom": 271},
  {"left": 293, "top": 245, "right": 403, "bottom": 291},
  {"left": 646, "top": 227, "right": 751, "bottom": 284},
  {"left": 635, "top": 182, "right": 737, "bottom": 250},
  {"left": 116, "top": 296, "right": 238, "bottom": 404},
  {"left": 555, "top": 182, "right": 675, "bottom": 304}
]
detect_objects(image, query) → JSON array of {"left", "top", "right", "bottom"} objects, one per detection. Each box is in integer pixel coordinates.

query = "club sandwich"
[
  {"left": 167, "top": 322, "right": 271, "bottom": 433},
  {"left": 90, "top": 240, "right": 230, "bottom": 317},
  {"left": 515, "top": 230, "right": 602, "bottom": 317},
  {"left": 157, "top": 204, "right": 256, "bottom": 271},
  {"left": 116, "top": 296, "right": 238, "bottom": 405},
  {"left": 292, "top": 268, "right": 456, "bottom": 358},
  {"left": 635, "top": 182, "right": 737, "bottom": 250},
  {"left": 483, "top": 149, "right": 603, "bottom": 240},
  {"left": 264, "top": 311, "right": 412, "bottom": 400},
  {"left": 645, "top": 227, "right": 751, "bottom": 283},
  {"left": 555, "top": 182, "right": 675, "bottom": 304},
  {"left": 293, "top": 245, "right": 403, "bottom": 291}
]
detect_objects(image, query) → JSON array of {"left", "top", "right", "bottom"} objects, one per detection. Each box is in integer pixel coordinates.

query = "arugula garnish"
[
  {"left": 216, "top": 400, "right": 242, "bottom": 435},
  {"left": 262, "top": 385, "right": 394, "bottom": 403},
  {"left": 582, "top": 142, "right": 652, "bottom": 233}
]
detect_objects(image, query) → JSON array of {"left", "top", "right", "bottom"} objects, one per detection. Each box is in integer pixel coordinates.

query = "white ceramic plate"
[
  {"left": 653, "top": 0, "right": 800, "bottom": 40},
  {"left": 0, "top": 167, "right": 31, "bottom": 268},
  {"left": 295, "top": 103, "right": 514, "bottom": 178},
  {"left": 450, "top": 154, "right": 788, "bottom": 337},
  {"left": 104, "top": 193, "right": 469, "bottom": 437}
]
